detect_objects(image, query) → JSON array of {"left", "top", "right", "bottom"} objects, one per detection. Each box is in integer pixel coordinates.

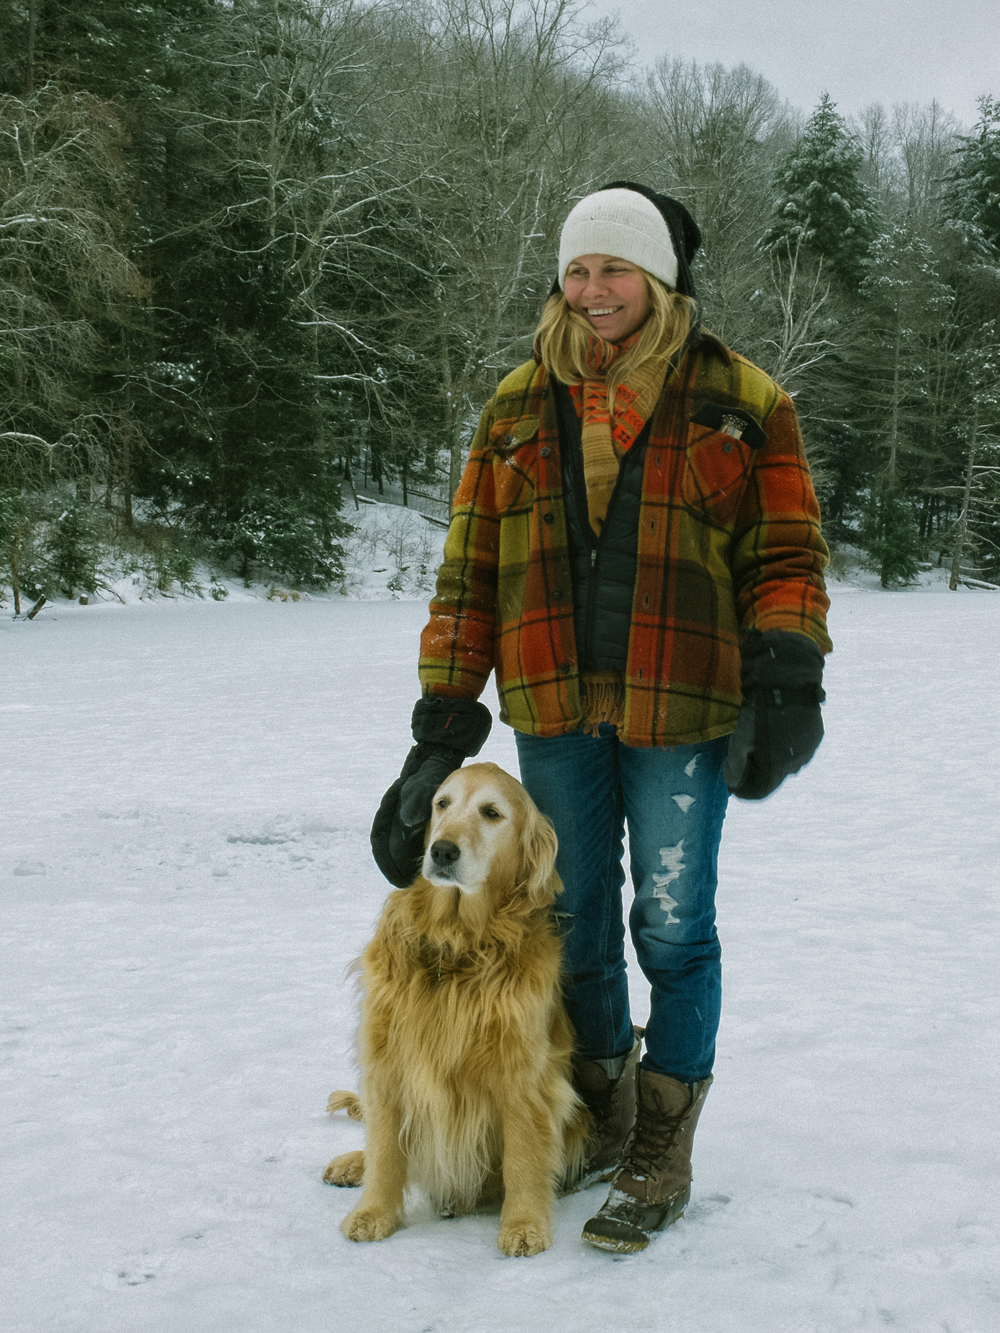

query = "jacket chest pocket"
[
  {"left": 490, "top": 415, "right": 539, "bottom": 514},
  {"left": 681, "top": 404, "right": 767, "bottom": 525}
]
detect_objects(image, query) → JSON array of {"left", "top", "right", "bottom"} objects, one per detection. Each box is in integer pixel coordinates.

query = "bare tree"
[
  {"left": 0, "top": 85, "right": 144, "bottom": 494},
  {"left": 759, "top": 237, "right": 835, "bottom": 390},
  {"left": 855, "top": 99, "right": 961, "bottom": 226},
  {"left": 636, "top": 57, "right": 793, "bottom": 346},
  {"left": 371, "top": 0, "right": 625, "bottom": 498}
]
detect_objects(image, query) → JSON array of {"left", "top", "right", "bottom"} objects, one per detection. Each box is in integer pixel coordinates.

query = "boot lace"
[{"left": 623, "top": 1095, "right": 686, "bottom": 1178}]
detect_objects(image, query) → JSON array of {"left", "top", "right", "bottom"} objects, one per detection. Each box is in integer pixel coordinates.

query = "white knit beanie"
[{"left": 557, "top": 188, "right": 679, "bottom": 290}]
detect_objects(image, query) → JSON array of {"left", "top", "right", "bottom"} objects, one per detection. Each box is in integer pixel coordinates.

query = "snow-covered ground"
[{"left": 3, "top": 585, "right": 999, "bottom": 1332}]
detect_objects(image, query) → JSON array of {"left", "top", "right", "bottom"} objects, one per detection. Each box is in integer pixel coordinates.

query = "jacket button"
[
  {"left": 553, "top": 588, "right": 563, "bottom": 601},
  {"left": 540, "top": 446, "right": 551, "bottom": 458},
  {"left": 723, "top": 440, "right": 734, "bottom": 453},
  {"left": 559, "top": 662, "right": 570, "bottom": 674},
  {"left": 503, "top": 433, "right": 513, "bottom": 444},
  {"left": 543, "top": 512, "right": 554, "bottom": 524}
]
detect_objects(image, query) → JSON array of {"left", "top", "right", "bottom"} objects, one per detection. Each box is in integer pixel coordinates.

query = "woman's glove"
[
  {"left": 370, "top": 697, "right": 492, "bottom": 886},
  {"left": 724, "top": 630, "right": 826, "bottom": 801}
]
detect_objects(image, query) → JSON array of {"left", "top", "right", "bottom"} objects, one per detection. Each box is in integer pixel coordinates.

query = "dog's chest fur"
[
  {"left": 415, "top": 939, "right": 502, "bottom": 985},
  {"left": 360, "top": 892, "right": 560, "bottom": 1082}
]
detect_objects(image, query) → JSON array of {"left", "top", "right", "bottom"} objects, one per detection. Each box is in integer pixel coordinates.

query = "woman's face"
[{"left": 563, "top": 254, "right": 650, "bottom": 343}]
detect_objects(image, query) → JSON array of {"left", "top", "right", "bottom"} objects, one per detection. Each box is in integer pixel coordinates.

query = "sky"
[{"left": 599, "top": 0, "right": 998, "bottom": 128}]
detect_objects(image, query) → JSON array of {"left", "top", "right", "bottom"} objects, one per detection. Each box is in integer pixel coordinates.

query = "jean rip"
[{"left": 651, "top": 840, "right": 685, "bottom": 922}]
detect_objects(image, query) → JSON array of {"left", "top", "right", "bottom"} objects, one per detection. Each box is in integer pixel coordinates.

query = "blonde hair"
[{"left": 534, "top": 270, "right": 697, "bottom": 402}]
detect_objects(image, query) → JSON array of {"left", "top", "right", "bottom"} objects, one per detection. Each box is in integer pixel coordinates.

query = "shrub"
[
  {"left": 49, "top": 501, "right": 101, "bottom": 597},
  {"left": 860, "top": 489, "right": 922, "bottom": 588},
  {"left": 208, "top": 494, "right": 350, "bottom": 588}
]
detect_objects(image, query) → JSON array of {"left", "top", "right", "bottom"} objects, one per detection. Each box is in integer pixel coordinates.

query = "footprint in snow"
[{"left": 685, "top": 1193, "right": 732, "bottom": 1221}]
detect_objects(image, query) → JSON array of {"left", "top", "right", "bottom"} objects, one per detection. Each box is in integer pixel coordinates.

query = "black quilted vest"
[{"left": 553, "top": 380, "right": 651, "bottom": 672}]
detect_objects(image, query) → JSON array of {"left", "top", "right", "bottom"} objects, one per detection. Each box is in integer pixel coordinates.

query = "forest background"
[{"left": 1, "top": 0, "right": 999, "bottom": 604}]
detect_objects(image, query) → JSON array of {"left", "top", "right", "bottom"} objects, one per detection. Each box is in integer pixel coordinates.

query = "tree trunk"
[
  {"left": 122, "top": 428, "right": 134, "bottom": 528},
  {"left": 26, "top": 0, "right": 38, "bottom": 95},
  {"left": 949, "top": 406, "right": 978, "bottom": 591},
  {"left": 441, "top": 333, "right": 461, "bottom": 507},
  {"left": 887, "top": 324, "right": 901, "bottom": 488},
  {"left": 342, "top": 442, "right": 359, "bottom": 510},
  {"left": 11, "top": 530, "right": 21, "bottom": 616}
]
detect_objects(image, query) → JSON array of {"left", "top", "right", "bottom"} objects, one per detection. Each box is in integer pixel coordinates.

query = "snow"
[
  {"left": 824, "top": 547, "right": 993, "bottom": 596},
  {"left": 0, "top": 494, "right": 448, "bottom": 612},
  {"left": 3, "top": 586, "right": 999, "bottom": 1332},
  {"left": 338, "top": 498, "right": 447, "bottom": 601}
]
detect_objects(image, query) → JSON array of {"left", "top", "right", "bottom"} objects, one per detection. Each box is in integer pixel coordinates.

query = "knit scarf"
[{"left": 568, "top": 333, "right": 667, "bottom": 536}]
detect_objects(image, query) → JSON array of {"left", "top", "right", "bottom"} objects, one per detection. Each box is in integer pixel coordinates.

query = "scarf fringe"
[{"left": 579, "top": 673, "right": 626, "bottom": 737}]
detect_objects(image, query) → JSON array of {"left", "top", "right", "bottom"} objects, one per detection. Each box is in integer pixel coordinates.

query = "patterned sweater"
[{"left": 418, "top": 331, "right": 831, "bottom": 748}]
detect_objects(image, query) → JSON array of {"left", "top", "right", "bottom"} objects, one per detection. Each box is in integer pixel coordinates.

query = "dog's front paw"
[
  {"left": 323, "top": 1150, "right": 365, "bottom": 1187},
  {"left": 341, "top": 1206, "right": 399, "bottom": 1242},
  {"left": 497, "top": 1217, "right": 552, "bottom": 1257}
]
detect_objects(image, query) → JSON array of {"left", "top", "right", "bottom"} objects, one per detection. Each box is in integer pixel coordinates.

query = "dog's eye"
[
  {"left": 435, "top": 797, "right": 449, "bottom": 810},
  {"left": 481, "top": 805, "right": 502, "bottom": 821}
]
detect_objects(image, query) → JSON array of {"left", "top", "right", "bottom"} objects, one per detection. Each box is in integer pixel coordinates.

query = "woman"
[{"left": 372, "top": 183, "right": 832, "bottom": 1254}]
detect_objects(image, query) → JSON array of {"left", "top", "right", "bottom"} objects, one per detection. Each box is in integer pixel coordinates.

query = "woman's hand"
[
  {"left": 370, "top": 698, "right": 492, "bottom": 886},
  {"left": 724, "top": 630, "right": 826, "bottom": 801}
]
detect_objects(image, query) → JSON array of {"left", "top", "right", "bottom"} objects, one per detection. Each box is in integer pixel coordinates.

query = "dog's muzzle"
[
  {"left": 429, "top": 840, "right": 460, "bottom": 875},
  {"left": 426, "top": 838, "right": 480, "bottom": 891}
]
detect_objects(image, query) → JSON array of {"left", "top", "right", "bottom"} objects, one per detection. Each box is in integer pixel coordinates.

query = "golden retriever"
[{"left": 323, "top": 762, "right": 587, "bottom": 1256}]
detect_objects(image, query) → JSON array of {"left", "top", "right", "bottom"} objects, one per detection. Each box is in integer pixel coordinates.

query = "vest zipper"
[
  {"left": 554, "top": 380, "right": 649, "bottom": 670},
  {"left": 556, "top": 392, "right": 599, "bottom": 664}
]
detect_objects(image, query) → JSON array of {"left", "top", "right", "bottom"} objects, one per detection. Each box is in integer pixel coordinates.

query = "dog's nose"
[{"left": 430, "top": 840, "right": 460, "bottom": 867}]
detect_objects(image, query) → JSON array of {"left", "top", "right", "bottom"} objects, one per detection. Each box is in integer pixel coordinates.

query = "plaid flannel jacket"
[{"left": 419, "top": 331, "right": 831, "bottom": 747}]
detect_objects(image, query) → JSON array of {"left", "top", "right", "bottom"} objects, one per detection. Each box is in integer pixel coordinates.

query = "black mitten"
[
  {"left": 724, "top": 630, "right": 826, "bottom": 801},
  {"left": 370, "top": 697, "right": 492, "bottom": 886}
]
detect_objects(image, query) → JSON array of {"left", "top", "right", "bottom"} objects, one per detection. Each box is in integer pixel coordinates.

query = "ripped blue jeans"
[{"left": 514, "top": 726, "right": 729, "bottom": 1084}]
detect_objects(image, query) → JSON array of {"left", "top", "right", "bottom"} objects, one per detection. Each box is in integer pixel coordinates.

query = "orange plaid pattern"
[{"left": 419, "top": 333, "right": 831, "bottom": 747}]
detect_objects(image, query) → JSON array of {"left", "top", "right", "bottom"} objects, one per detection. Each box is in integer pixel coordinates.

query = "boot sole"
[
  {"left": 581, "top": 1189, "right": 690, "bottom": 1253},
  {"left": 581, "top": 1209, "right": 685, "bottom": 1254}
]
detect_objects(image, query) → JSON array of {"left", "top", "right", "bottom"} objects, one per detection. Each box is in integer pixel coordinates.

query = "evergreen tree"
[
  {"left": 939, "top": 334, "right": 1000, "bottom": 586},
  {"left": 858, "top": 226, "right": 958, "bottom": 489},
  {"left": 946, "top": 95, "right": 1000, "bottom": 256},
  {"left": 119, "top": 0, "right": 354, "bottom": 583},
  {"left": 859, "top": 487, "right": 922, "bottom": 588},
  {"left": 765, "top": 93, "right": 877, "bottom": 287}
]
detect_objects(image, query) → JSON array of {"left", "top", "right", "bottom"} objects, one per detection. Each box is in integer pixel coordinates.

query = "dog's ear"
[{"left": 520, "top": 809, "right": 560, "bottom": 906}]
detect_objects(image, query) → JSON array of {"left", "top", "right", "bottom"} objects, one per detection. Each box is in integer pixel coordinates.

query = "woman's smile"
[{"left": 563, "top": 254, "right": 651, "bottom": 342}]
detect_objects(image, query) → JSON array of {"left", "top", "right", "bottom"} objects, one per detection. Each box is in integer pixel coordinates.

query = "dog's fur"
[{"left": 324, "top": 762, "right": 587, "bottom": 1256}]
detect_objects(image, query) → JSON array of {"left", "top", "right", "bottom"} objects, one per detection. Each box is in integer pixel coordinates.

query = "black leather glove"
[
  {"left": 370, "top": 697, "right": 492, "bottom": 886},
  {"left": 724, "top": 629, "right": 826, "bottom": 800}
]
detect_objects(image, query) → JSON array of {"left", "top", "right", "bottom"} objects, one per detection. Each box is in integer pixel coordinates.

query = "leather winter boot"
[
  {"left": 567, "top": 1028, "right": 643, "bottom": 1190},
  {"left": 582, "top": 1068, "right": 712, "bottom": 1253}
]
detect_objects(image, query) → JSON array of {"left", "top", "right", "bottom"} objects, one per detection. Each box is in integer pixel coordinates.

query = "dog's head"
[{"left": 421, "top": 762, "right": 560, "bottom": 906}]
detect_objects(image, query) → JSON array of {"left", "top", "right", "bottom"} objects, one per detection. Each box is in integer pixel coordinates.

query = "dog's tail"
[{"left": 327, "top": 1090, "right": 364, "bottom": 1121}]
